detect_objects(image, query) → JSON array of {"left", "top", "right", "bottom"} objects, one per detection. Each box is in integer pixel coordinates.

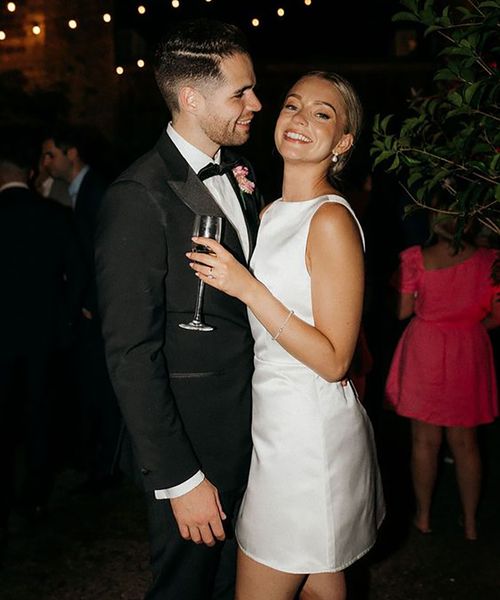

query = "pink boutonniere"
[{"left": 232, "top": 165, "right": 255, "bottom": 194}]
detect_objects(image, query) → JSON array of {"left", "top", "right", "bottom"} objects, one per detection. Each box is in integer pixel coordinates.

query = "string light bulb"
[
  {"left": 7, "top": 2, "right": 16, "bottom": 13},
  {"left": 137, "top": 59, "right": 145, "bottom": 68},
  {"left": 172, "top": 0, "right": 180, "bottom": 7},
  {"left": 0, "top": 30, "right": 6, "bottom": 41},
  {"left": 103, "top": 13, "right": 112, "bottom": 23},
  {"left": 251, "top": 18, "right": 260, "bottom": 27},
  {"left": 32, "top": 24, "right": 41, "bottom": 36},
  {"left": 137, "top": 5, "right": 146, "bottom": 15},
  {"left": 277, "top": 8, "right": 285, "bottom": 17},
  {"left": 304, "top": 0, "right": 312, "bottom": 5},
  {"left": 68, "top": 20, "right": 78, "bottom": 30},
  {"left": 116, "top": 66, "right": 124, "bottom": 75}
]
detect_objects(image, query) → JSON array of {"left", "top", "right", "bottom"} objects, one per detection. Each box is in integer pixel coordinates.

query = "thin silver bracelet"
[{"left": 272, "top": 309, "right": 294, "bottom": 341}]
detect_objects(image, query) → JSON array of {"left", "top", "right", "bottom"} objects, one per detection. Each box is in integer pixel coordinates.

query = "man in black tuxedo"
[
  {"left": 95, "top": 19, "right": 262, "bottom": 600},
  {"left": 41, "top": 128, "right": 120, "bottom": 490},
  {"left": 0, "top": 133, "right": 84, "bottom": 534}
]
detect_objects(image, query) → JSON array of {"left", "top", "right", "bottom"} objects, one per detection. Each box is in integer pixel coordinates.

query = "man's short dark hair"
[
  {"left": 154, "top": 18, "right": 250, "bottom": 113},
  {"left": 45, "top": 124, "right": 91, "bottom": 164}
]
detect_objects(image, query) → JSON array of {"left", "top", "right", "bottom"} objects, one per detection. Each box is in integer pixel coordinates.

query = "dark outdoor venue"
[{"left": 1, "top": 1, "right": 499, "bottom": 599}]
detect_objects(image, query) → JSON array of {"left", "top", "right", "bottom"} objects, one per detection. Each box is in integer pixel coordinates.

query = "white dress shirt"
[
  {"left": 166, "top": 123, "right": 250, "bottom": 261},
  {"left": 68, "top": 164, "right": 90, "bottom": 210},
  {"left": 155, "top": 124, "right": 250, "bottom": 500}
]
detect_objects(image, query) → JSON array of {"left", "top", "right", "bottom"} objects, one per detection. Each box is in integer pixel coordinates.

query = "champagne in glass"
[{"left": 179, "top": 214, "right": 222, "bottom": 332}]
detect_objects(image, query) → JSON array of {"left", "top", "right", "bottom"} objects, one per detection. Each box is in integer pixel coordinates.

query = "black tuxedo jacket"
[
  {"left": 95, "top": 132, "right": 263, "bottom": 493},
  {"left": 0, "top": 186, "right": 85, "bottom": 356}
]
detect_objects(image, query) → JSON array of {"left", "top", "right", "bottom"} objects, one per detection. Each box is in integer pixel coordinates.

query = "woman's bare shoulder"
[{"left": 310, "top": 200, "right": 360, "bottom": 243}]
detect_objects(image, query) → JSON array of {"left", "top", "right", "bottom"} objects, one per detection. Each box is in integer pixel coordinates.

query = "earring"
[{"left": 331, "top": 152, "right": 339, "bottom": 163}]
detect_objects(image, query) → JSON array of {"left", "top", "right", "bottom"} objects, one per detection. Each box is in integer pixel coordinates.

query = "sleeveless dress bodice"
[{"left": 235, "top": 195, "right": 384, "bottom": 574}]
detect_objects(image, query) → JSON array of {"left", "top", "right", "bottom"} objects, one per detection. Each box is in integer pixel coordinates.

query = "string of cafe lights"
[{"left": 0, "top": 0, "right": 316, "bottom": 75}]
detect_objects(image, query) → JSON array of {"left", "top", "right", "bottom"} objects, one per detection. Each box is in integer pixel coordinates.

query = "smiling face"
[
  {"left": 197, "top": 52, "right": 262, "bottom": 148},
  {"left": 274, "top": 75, "right": 353, "bottom": 169}
]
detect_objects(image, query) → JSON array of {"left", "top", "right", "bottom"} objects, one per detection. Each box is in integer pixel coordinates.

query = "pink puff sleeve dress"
[{"left": 385, "top": 246, "right": 499, "bottom": 427}]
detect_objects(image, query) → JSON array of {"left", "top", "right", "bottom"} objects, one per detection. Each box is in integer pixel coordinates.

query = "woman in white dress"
[{"left": 188, "top": 72, "right": 385, "bottom": 600}]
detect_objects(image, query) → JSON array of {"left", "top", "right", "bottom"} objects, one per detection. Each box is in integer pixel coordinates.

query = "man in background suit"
[
  {"left": 0, "top": 131, "right": 84, "bottom": 540},
  {"left": 41, "top": 128, "right": 106, "bottom": 317},
  {"left": 41, "top": 128, "right": 120, "bottom": 491},
  {"left": 95, "top": 19, "right": 262, "bottom": 600}
]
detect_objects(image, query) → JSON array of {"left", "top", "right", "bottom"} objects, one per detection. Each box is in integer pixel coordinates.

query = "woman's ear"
[{"left": 334, "top": 133, "right": 354, "bottom": 157}]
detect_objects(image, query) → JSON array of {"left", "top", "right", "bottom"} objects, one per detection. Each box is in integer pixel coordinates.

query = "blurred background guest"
[
  {"left": 41, "top": 126, "right": 121, "bottom": 492},
  {"left": 385, "top": 205, "right": 500, "bottom": 541},
  {"left": 33, "top": 156, "right": 71, "bottom": 208},
  {"left": 0, "top": 128, "right": 84, "bottom": 538}
]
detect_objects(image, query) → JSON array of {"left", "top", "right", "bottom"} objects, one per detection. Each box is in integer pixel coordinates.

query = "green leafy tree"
[{"left": 372, "top": 0, "right": 500, "bottom": 238}]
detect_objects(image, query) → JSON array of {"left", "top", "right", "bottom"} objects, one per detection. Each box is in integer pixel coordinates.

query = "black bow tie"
[{"left": 198, "top": 160, "right": 239, "bottom": 181}]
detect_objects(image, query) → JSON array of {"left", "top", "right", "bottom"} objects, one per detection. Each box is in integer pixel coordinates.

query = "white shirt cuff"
[{"left": 154, "top": 470, "right": 205, "bottom": 500}]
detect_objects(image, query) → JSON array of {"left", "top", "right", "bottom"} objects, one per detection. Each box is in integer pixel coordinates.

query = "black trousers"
[
  {"left": 0, "top": 350, "right": 53, "bottom": 526},
  {"left": 144, "top": 486, "right": 245, "bottom": 600}
]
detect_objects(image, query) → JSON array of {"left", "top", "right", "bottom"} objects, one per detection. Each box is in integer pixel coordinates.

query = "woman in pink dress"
[{"left": 385, "top": 221, "right": 499, "bottom": 540}]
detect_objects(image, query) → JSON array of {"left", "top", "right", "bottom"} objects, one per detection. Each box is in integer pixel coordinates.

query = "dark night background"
[
  {"left": 0, "top": 0, "right": 435, "bottom": 197},
  {"left": 2, "top": 2, "right": 499, "bottom": 599},
  {"left": 104, "top": 0, "right": 435, "bottom": 203}
]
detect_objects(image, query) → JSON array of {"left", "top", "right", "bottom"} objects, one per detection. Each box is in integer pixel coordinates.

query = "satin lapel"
[
  {"left": 156, "top": 133, "right": 225, "bottom": 218},
  {"left": 222, "top": 151, "right": 258, "bottom": 258}
]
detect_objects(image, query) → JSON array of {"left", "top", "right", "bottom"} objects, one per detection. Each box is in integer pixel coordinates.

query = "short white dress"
[{"left": 235, "top": 195, "right": 385, "bottom": 574}]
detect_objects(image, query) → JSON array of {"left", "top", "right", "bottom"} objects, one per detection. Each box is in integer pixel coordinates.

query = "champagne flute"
[{"left": 179, "top": 214, "right": 223, "bottom": 332}]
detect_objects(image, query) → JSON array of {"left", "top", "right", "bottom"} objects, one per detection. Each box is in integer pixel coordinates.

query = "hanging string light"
[{"left": 0, "top": 1, "right": 324, "bottom": 77}]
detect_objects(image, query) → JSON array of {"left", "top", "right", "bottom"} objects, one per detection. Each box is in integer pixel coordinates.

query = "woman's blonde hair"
[{"left": 303, "top": 71, "right": 363, "bottom": 182}]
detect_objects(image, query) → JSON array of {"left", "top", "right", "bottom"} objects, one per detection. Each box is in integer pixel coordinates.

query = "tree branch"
[
  {"left": 400, "top": 147, "right": 499, "bottom": 186},
  {"left": 477, "top": 216, "right": 500, "bottom": 236},
  {"left": 471, "top": 109, "right": 500, "bottom": 124}
]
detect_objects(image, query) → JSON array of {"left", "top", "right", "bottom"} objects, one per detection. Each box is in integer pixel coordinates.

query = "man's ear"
[
  {"left": 178, "top": 85, "right": 204, "bottom": 114},
  {"left": 66, "top": 147, "right": 79, "bottom": 162}
]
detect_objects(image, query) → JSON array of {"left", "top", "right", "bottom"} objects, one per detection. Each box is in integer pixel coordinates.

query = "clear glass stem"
[{"left": 192, "top": 280, "right": 205, "bottom": 323}]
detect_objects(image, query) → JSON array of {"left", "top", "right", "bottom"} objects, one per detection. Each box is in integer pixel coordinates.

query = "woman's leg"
[
  {"left": 445, "top": 426, "right": 481, "bottom": 540},
  {"left": 411, "top": 420, "right": 443, "bottom": 533},
  {"left": 300, "top": 572, "right": 346, "bottom": 600},
  {"left": 235, "top": 549, "right": 304, "bottom": 600}
]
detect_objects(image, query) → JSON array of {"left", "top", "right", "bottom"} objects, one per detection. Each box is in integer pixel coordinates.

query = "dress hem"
[
  {"left": 236, "top": 513, "right": 385, "bottom": 575},
  {"left": 389, "top": 407, "right": 497, "bottom": 428}
]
